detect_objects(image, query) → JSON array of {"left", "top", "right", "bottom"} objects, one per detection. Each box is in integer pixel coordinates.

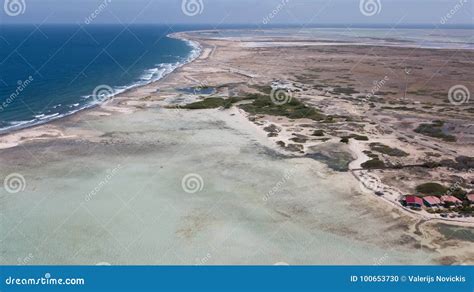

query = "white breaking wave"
[{"left": 1, "top": 35, "right": 202, "bottom": 135}]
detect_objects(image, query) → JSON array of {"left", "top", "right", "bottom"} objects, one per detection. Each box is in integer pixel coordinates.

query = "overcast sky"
[{"left": 0, "top": 0, "right": 472, "bottom": 26}]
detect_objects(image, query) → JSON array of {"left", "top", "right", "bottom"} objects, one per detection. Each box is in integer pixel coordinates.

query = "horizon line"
[{"left": 1, "top": 23, "right": 473, "bottom": 28}]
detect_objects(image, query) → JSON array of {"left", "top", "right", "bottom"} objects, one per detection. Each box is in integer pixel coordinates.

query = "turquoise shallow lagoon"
[{"left": 0, "top": 107, "right": 439, "bottom": 265}]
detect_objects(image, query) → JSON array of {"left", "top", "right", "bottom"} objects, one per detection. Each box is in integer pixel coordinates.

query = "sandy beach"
[{"left": 1, "top": 29, "right": 473, "bottom": 265}]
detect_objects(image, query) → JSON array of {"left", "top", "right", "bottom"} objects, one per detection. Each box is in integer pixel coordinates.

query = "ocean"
[
  {"left": 1, "top": 25, "right": 472, "bottom": 134},
  {"left": 0, "top": 25, "right": 200, "bottom": 133}
]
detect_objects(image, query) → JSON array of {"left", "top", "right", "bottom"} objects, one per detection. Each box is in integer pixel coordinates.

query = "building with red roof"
[
  {"left": 440, "top": 195, "right": 462, "bottom": 206},
  {"left": 404, "top": 195, "right": 423, "bottom": 208},
  {"left": 467, "top": 194, "right": 474, "bottom": 204},
  {"left": 423, "top": 196, "right": 441, "bottom": 207}
]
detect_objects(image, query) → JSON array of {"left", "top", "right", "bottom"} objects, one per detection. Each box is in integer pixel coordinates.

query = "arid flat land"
[{"left": 170, "top": 31, "right": 474, "bottom": 224}]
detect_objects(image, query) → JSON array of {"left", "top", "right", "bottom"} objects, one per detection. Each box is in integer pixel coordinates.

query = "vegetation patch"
[
  {"left": 252, "top": 85, "right": 273, "bottom": 95},
  {"left": 331, "top": 86, "right": 359, "bottom": 96},
  {"left": 414, "top": 120, "right": 456, "bottom": 142},
  {"left": 239, "top": 94, "right": 326, "bottom": 121},
  {"left": 363, "top": 150, "right": 379, "bottom": 159},
  {"left": 369, "top": 142, "right": 409, "bottom": 157},
  {"left": 381, "top": 106, "right": 418, "bottom": 112},
  {"left": 340, "top": 134, "right": 369, "bottom": 142},
  {"left": 415, "top": 182, "right": 447, "bottom": 196},
  {"left": 306, "top": 151, "right": 354, "bottom": 172},
  {"left": 312, "top": 130, "right": 325, "bottom": 137},
  {"left": 290, "top": 136, "right": 308, "bottom": 143},
  {"left": 182, "top": 97, "right": 229, "bottom": 109},
  {"left": 440, "top": 156, "right": 474, "bottom": 170},
  {"left": 263, "top": 124, "right": 281, "bottom": 134},
  {"left": 340, "top": 137, "right": 350, "bottom": 144},
  {"left": 286, "top": 143, "right": 304, "bottom": 153},
  {"left": 182, "top": 96, "right": 254, "bottom": 110},
  {"left": 361, "top": 158, "right": 385, "bottom": 169}
]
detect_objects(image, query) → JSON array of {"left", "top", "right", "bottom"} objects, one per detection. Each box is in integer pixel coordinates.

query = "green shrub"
[
  {"left": 415, "top": 183, "right": 447, "bottom": 196},
  {"left": 312, "top": 130, "right": 325, "bottom": 137},
  {"left": 182, "top": 97, "right": 227, "bottom": 109},
  {"left": 239, "top": 94, "right": 325, "bottom": 121},
  {"left": 183, "top": 96, "right": 255, "bottom": 110},
  {"left": 340, "top": 137, "right": 350, "bottom": 143},
  {"left": 361, "top": 158, "right": 385, "bottom": 169},
  {"left": 414, "top": 121, "right": 456, "bottom": 142},
  {"left": 369, "top": 143, "right": 409, "bottom": 157}
]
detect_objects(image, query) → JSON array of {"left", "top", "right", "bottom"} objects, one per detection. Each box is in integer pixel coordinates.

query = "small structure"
[
  {"left": 423, "top": 196, "right": 441, "bottom": 208},
  {"left": 467, "top": 194, "right": 474, "bottom": 205},
  {"left": 404, "top": 195, "right": 423, "bottom": 208},
  {"left": 440, "top": 195, "right": 462, "bottom": 207}
]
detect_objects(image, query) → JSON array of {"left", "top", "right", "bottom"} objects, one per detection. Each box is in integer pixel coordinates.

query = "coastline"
[
  {"left": 0, "top": 32, "right": 202, "bottom": 136},
  {"left": 1, "top": 30, "right": 473, "bottom": 227},
  {"left": 1, "top": 28, "right": 473, "bottom": 265}
]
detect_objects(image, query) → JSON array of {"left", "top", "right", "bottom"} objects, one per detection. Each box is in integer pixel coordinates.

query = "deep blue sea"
[
  {"left": 0, "top": 25, "right": 200, "bottom": 133},
  {"left": 1, "top": 24, "right": 472, "bottom": 134}
]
